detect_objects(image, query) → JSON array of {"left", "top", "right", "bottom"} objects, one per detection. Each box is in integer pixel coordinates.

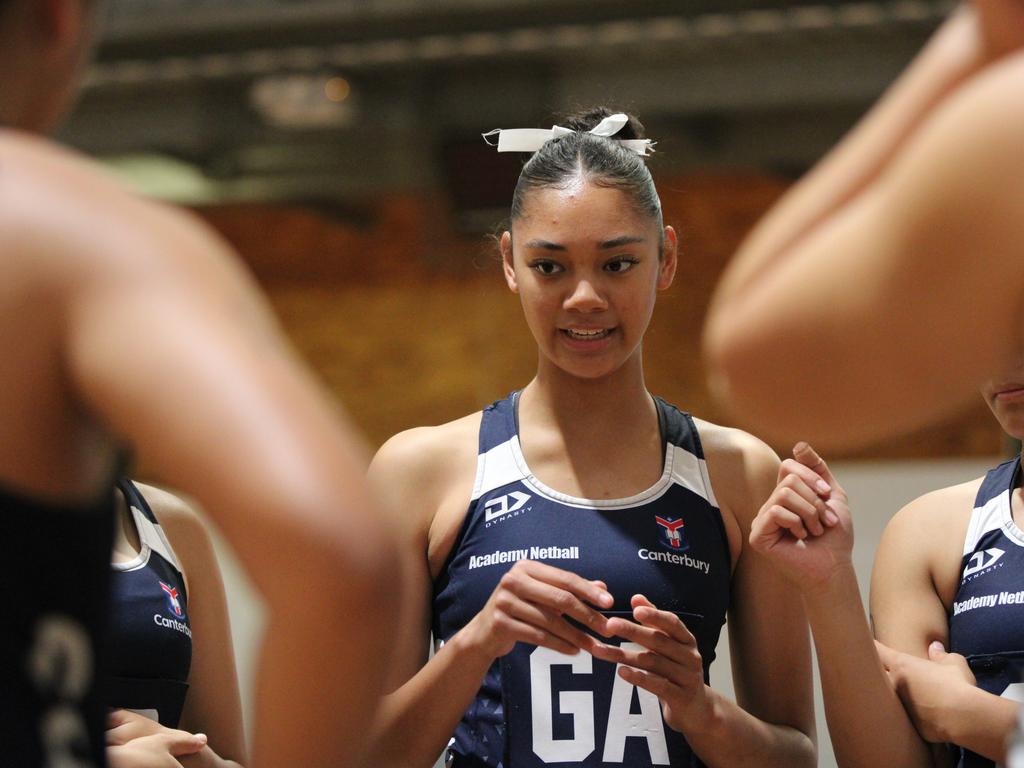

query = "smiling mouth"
[{"left": 562, "top": 328, "right": 613, "bottom": 341}]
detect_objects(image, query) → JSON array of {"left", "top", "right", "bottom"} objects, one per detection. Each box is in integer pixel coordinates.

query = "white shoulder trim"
[
  {"left": 964, "top": 491, "right": 1011, "bottom": 556},
  {"left": 471, "top": 438, "right": 526, "bottom": 501},
  {"left": 130, "top": 505, "right": 183, "bottom": 573},
  {"left": 668, "top": 444, "right": 718, "bottom": 508}
]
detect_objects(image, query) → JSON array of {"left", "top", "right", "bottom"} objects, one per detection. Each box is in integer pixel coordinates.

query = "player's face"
[
  {"left": 981, "top": 359, "right": 1024, "bottom": 440},
  {"left": 502, "top": 180, "right": 676, "bottom": 381}
]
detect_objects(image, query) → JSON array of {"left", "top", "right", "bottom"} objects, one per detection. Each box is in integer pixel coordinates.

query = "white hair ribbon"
[{"left": 482, "top": 112, "right": 655, "bottom": 157}]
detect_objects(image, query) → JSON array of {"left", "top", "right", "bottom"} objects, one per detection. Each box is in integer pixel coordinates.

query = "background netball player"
[
  {"left": 368, "top": 109, "right": 817, "bottom": 768},
  {"left": 754, "top": 378, "right": 1024, "bottom": 768},
  {"left": 0, "top": 1, "right": 394, "bottom": 765},
  {"left": 104, "top": 480, "right": 247, "bottom": 767},
  {"left": 703, "top": 0, "right": 1024, "bottom": 450}
]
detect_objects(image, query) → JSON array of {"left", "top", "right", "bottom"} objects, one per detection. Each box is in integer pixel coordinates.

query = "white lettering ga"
[
  {"left": 529, "top": 645, "right": 670, "bottom": 765},
  {"left": 28, "top": 615, "right": 95, "bottom": 768},
  {"left": 963, "top": 548, "right": 1005, "bottom": 579},
  {"left": 484, "top": 491, "right": 531, "bottom": 523}
]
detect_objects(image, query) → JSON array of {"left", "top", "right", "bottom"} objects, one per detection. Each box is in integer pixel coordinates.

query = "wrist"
[
  {"left": 449, "top": 619, "right": 500, "bottom": 671},
  {"left": 798, "top": 559, "right": 858, "bottom": 607},
  {"left": 670, "top": 685, "right": 720, "bottom": 736}
]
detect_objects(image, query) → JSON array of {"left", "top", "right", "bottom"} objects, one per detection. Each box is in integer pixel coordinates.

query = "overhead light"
[{"left": 250, "top": 73, "right": 357, "bottom": 129}]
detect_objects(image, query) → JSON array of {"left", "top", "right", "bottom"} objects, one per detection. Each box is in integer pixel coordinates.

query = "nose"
[{"left": 564, "top": 278, "right": 608, "bottom": 313}]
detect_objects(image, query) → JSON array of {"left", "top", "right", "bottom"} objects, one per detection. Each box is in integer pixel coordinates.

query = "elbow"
[
  {"left": 253, "top": 496, "right": 398, "bottom": 625},
  {"left": 702, "top": 307, "right": 782, "bottom": 438}
]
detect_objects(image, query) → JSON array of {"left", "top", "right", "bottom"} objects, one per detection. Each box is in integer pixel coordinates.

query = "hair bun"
[{"left": 559, "top": 107, "right": 646, "bottom": 141}]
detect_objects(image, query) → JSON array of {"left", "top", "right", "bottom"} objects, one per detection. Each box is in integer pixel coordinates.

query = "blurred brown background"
[
  {"left": 196, "top": 175, "right": 1001, "bottom": 458},
  {"left": 69, "top": 0, "right": 997, "bottom": 458}
]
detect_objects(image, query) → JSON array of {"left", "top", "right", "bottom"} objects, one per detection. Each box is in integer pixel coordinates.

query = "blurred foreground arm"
[
  {"left": 703, "top": 3, "right": 1024, "bottom": 450},
  {"left": 65, "top": 199, "right": 396, "bottom": 768}
]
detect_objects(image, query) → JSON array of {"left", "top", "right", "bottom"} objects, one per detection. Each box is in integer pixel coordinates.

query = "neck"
[{"left": 523, "top": 350, "right": 655, "bottom": 434}]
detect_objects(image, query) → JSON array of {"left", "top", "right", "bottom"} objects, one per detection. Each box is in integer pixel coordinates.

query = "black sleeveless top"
[{"left": 1, "top": 479, "right": 115, "bottom": 767}]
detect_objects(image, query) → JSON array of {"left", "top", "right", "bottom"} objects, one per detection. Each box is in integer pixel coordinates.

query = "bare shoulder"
[
  {"left": 875, "top": 476, "right": 982, "bottom": 607},
  {"left": 0, "top": 131, "right": 255, "bottom": 304},
  {"left": 692, "top": 418, "right": 779, "bottom": 535},
  {"left": 372, "top": 412, "right": 481, "bottom": 481},
  {"left": 370, "top": 412, "right": 482, "bottom": 516},
  {"left": 883, "top": 477, "right": 982, "bottom": 547},
  {"left": 694, "top": 419, "right": 779, "bottom": 500}
]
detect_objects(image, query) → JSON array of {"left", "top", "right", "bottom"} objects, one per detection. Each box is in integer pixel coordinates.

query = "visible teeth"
[{"left": 565, "top": 328, "right": 610, "bottom": 340}]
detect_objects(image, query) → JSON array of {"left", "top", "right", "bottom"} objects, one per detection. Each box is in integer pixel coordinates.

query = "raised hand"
[
  {"left": 748, "top": 442, "right": 851, "bottom": 588},
  {"left": 591, "top": 594, "right": 708, "bottom": 734},
  {"left": 461, "top": 559, "right": 614, "bottom": 660}
]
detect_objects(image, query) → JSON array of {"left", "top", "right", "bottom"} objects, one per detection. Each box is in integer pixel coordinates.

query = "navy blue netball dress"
[
  {"left": 433, "top": 392, "right": 732, "bottom": 767},
  {"left": 2, "top": 481, "right": 114, "bottom": 767},
  {"left": 107, "top": 479, "right": 192, "bottom": 727},
  {"left": 949, "top": 456, "right": 1024, "bottom": 768}
]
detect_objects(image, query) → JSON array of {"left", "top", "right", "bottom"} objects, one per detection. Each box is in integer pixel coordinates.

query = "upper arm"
[
  {"left": 870, "top": 486, "right": 970, "bottom": 654},
  {"left": 144, "top": 484, "right": 247, "bottom": 762},
  {"left": 710, "top": 432, "right": 815, "bottom": 738},
  {"left": 64, "top": 220, "right": 387, "bottom": 599},
  {"left": 368, "top": 427, "right": 467, "bottom": 690},
  {"left": 704, "top": 56, "right": 1024, "bottom": 450}
]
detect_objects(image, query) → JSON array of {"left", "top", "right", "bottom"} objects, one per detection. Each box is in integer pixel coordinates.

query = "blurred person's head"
[{"left": 0, "top": 0, "right": 104, "bottom": 132}]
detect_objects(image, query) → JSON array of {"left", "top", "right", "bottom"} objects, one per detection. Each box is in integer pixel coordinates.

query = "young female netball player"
[
  {"left": 368, "top": 109, "right": 816, "bottom": 768},
  {"left": 753, "top": 362, "right": 1024, "bottom": 767},
  {"left": 103, "top": 479, "right": 247, "bottom": 767},
  {"left": 0, "top": 1, "right": 395, "bottom": 765},
  {"left": 702, "top": 0, "right": 1024, "bottom": 451}
]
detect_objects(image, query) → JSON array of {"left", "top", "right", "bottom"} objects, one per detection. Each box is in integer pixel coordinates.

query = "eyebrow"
[{"left": 522, "top": 235, "right": 647, "bottom": 251}]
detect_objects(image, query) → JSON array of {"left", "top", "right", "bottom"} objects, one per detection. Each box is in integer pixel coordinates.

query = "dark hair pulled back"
[{"left": 510, "top": 107, "right": 662, "bottom": 233}]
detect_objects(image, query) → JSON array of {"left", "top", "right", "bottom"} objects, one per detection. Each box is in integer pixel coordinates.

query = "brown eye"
[
  {"left": 530, "top": 260, "right": 563, "bottom": 276},
  {"left": 605, "top": 258, "right": 638, "bottom": 273}
]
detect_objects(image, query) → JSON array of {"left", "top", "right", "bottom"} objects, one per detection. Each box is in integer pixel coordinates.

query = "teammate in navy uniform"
[
  {"left": 752, "top": 360, "right": 1024, "bottom": 767},
  {"left": 0, "top": 1, "right": 395, "bottom": 765},
  {"left": 105, "top": 479, "right": 248, "bottom": 767},
  {"left": 703, "top": 0, "right": 1024, "bottom": 451},
  {"left": 368, "top": 109, "right": 817, "bottom": 768}
]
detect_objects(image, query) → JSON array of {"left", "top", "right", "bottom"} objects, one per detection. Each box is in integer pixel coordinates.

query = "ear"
[
  {"left": 501, "top": 231, "right": 518, "bottom": 293},
  {"left": 657, "top": 226, "right": 678, "bottom": 291}
]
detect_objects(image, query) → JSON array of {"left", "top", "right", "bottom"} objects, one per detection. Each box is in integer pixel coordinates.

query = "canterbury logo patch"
[{"left": 484, "top": 491, "right": 532, "bottom": 523}]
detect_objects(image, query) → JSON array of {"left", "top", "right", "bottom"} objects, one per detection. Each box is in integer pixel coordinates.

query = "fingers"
[
  {"left": 778, "top": 482, "right": 828, "bottom": 536},
  {"left": 163, "top": 731, "right": 207, "bottom": 757},
  {"left": 757, "top": 502, "right": 815, "bottom": 542},
  {"left": 107, "top": 709, "right": 133, "bottom": 729},
  {"left": 595, "top": 599, "right": 700, "bottom": 669},
  {"left": 615, "top": 665, "right": 685, "bottom": 701},
  {"left": 500, "top": 561, "right": 613, "bottom": 636},
  {"left": 520, "top": 560, "right": 615, "bottom": 610},
  {"left": 927, "top": 640, "right": 947, "bottom": 661},
  {"left": 496, "top": 595, "right": 603, "bottom": 653},
  {"left": 793, "top": 442, "right": 839, "bottom": 489},
  {"left": 874, "top": 639, "right": 898, "bottom": 671}
]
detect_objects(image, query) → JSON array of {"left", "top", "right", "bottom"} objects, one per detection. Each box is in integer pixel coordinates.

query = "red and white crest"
[
  {"left": 655, "top": 516, "right": 686, "bottom": 549},
  {"left": 160, "top": 581, "right": 184, "bottom": 618}
]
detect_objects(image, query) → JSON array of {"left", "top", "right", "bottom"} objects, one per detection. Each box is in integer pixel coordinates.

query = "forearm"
[
  {"left": 250, "top": 564, "right": 392, "bottom": 768},
  {"left": 943, "top": 685, "right": 1018, "bottom": 762},
  {"left": 682, "top": 687, "right": 814, "bottom": 768},
  {"left": 368, "top": 628, "right": 496, "bottom": 768},
  {"left": 710, "top": 6, "right": 981, "bottom": 307},
  {"left": 803, "top": 567, "right": 932, "bottom": 768}
]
